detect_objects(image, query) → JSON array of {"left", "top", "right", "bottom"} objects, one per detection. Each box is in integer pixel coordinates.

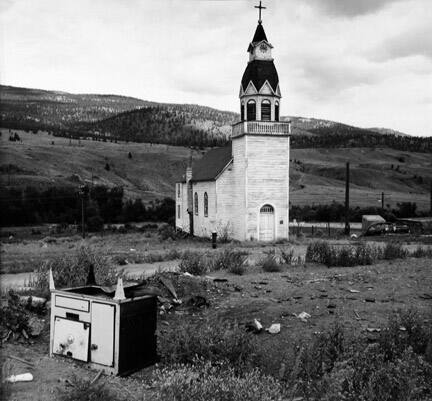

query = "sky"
[{"left": 1, "top": 0, "right": 431, "bottom": 136}]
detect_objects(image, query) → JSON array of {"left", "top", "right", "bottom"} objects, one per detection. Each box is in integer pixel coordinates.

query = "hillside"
[
  {"left": 2, "top": 85, "right": 431, "bottom": 152},
  {"left": 0, "top": 85, "right": 156, "bottom": 129},
  {"left": 2, "top": 129, "right": 431, "bottom": 211}
]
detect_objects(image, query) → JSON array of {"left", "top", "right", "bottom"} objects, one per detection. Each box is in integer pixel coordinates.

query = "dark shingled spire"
[
  {"left": 241, "top": 60, "right": 279, "bottom": 92},
  {"left": 252, "top": 23, "right": 268, "bottom": 43}
]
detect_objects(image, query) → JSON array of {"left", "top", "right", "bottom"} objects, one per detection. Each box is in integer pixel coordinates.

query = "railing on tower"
[{"left": 232, "top": 121, "right": 291, "bottom": 137}]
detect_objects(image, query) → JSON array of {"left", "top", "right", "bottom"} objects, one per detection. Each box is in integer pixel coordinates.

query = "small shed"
[{"left": 362, "top": 215, "right": 385, "bottom": 232}]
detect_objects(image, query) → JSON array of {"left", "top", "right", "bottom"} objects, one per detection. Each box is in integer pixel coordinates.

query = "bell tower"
[
  {"left": 236, "top": 1, "right": 287, "bottom": 126},
  {"left": 231, "top": 1, "right": 290, "bottom": 241}
]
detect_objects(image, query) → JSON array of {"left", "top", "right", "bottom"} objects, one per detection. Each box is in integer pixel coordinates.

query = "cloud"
[
  {"left": 371, "top": 24, "right": 432, "bottom": 61},
  {"left": 308, "top": 0, "right": 410, "bottom": 17}
]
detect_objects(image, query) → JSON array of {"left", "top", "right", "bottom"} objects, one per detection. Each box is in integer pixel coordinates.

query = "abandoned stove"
[{"left": 49, "top": 268, "right": 157, "bottom": 375}]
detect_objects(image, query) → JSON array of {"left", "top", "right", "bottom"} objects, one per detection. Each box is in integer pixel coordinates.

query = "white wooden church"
[{"left": 175, "top": 4, "right": 291, "bottom": 242}]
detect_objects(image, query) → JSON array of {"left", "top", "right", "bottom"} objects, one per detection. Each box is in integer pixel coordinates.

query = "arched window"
[
  {"left": 177, "top": 205, "right": 180, "bottom": 218},
  {"left": 240, "top": 102, "right": 245, "bottom": 121},
  {"left": 177, "top": 184, "right": 180, "bottom": 198},
  {"left": 194, "top": 192, "right": 198, "bottom": 215},
  {"left": 247, "top": 100, "right": 256, "bottom": 121},
  {"left": 275, "top": 101, "right": 280, "bottom": 122},
  {"left": 204, "top": 192, "right": 208, "bottom": 217},
  {"left": 261, "top": 100, "right": 271, "bottom": 121}
]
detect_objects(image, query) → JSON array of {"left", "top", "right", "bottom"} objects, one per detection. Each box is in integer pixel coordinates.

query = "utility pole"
[
  {"left": 79, "top": 185, "right": 89, "bottom": 239},
  {"left": 430, "top": 180, "right": 432, "bottom": 216},
  {"left": 344, "top": 162, "right": 350, "bottom": 235},
  {"left": 381, "top": 192, "right": 385, "bottom": 210}
]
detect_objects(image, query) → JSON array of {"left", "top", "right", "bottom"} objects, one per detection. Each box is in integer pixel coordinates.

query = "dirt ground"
[{"left": 1, "top": 232, "right": 432, "bottom": 400}]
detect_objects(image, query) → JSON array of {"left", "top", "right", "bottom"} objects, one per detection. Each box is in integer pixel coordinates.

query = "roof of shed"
[{"left": 191, "top": 144, "right": 232, "bottom": 182}]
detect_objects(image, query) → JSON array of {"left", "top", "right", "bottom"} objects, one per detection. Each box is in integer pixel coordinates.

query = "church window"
[
  {"left": 204, "top": 192, "right": 208, "bottom": 217},
  {"left": 194, "top": 192, "right": 198, "bottom": 215},
  {"left": 177, "top": 184, "right": 180, "bottom": 198},
  {"left": 247, "top": 100, "right": 256, "bottom": 121},
  {"left": 275, "top": 101, "right": 280, "bottom": 121},
  {"left": 177, "top": 205, "right": 180, "bottom": 218},
  {"left": 261, "top": 100, "right": 271, "bottom": 121},
  {"left": 240, "top": 102, "right": 245, "bottom": 121}
]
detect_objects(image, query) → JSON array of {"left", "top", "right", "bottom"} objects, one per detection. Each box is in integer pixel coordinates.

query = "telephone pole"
[
  {"left": 344, "top": 162, "right": 350, "bottom": 235},
  {"left": 79, "top": 185, "right": 89, "bottom": 239}
]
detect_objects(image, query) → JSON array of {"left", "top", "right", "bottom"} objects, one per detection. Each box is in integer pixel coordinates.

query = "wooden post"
[
  {"left": 344, "top": 162, "right": 350, "bottom": 235},
  {"left": 381, "top": 192, "right": 385, "bottom": 210},
  {"left": 327, "top": 222, "right": 330, "bottom": 237}
]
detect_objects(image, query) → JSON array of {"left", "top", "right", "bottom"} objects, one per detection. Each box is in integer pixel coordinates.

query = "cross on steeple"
[{"left": 255, "top": 1, "right": 266, "bottom": 24}]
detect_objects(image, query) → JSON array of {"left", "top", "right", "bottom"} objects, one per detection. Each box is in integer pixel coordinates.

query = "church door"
[{"left": 259, "top": 204, "right": 275, "bottom": 241}]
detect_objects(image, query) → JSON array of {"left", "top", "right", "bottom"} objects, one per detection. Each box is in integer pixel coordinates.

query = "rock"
[
  {"left": 348, "top": 289, "right": 360, "bottom": 293},
  {"left": 233, "top": 285, "right": 242, "bottom": 292},
  {"left": 297, "top": 312, "right": 311, "bottom": 322},
  {"left": 28, "top": 317, "right": 45, "bottom": 337},
  {"left": 365, "top": 297, "right": 376, "bottom": 303},
  {"left": 327, "top": 303, "right": 337, "bottom": 309},
  {"left": 267, "top": 323, "right": 281, "bottom": 334},
  {"left": 246, "top": 318, "right": 263, "bottom": 333},
  {"left": 366, "top": 327, "right": 381, "bottom": 333}
]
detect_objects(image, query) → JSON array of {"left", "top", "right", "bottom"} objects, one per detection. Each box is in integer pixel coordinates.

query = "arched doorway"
[{"left": 259, "top": 204, "right": 275, "bottom": 241}]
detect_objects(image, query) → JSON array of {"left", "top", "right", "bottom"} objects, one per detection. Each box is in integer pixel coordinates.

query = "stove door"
[
  {"left": 90, "top": 302, "right": 115, "bottom": 367},
  {"left": 53, "top": 317, "right": 90, "bottom": 362}
]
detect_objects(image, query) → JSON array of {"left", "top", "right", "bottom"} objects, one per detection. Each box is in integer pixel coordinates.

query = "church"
[{"left": 175, "top": 3, "right": 291, "bottom": 242}]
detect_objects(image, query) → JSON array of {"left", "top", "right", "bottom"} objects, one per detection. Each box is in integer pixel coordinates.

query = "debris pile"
[{"left": 0, "top": 290, "right": 47, "bottom": 344}]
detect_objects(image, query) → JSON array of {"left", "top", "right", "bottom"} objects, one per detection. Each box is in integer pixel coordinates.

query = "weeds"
[
  {"left": 305, "top": 240, "right": 417, "bottom": 267},
  {"left": 211, "top": 249, "right": 248, "bottom": 275},
  {"left": 31, "top": 246, "right": 118, "bottom": 297},
  {"left": 279, "top": 247, "right": 295, "bottom": 265},
  {"left": 411, "top": 246, "right": 432, "bottom": 258},
  {"left": 260, "top": 253, "right": 284, "bottom": 272},
  {"left": 158, "top": 316, "right": 254, "bottom": 368},
  {"left": 56, "top": 375, "right": 118, "bottom": 401},
  {"left": 152, "top": 360, "right": 284, "bottom": 401},
  {"left": 382, "top": 242, "right": 408, "bottom": 260},
  {"left": 178, "top": 251, "right": 208, "bottom": 276}
]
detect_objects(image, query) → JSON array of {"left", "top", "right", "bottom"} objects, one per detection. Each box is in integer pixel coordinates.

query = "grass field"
[{"left": 2, "top": 129, "right": 431, "bottom": 209}]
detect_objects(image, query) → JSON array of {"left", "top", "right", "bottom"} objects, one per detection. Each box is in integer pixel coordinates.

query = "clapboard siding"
[
  {"left": 192, "top": 181, "right": 216, "bottom": 238},
  {"left": 246, "top": 135, "right": 290, "bottom": 240},
  {"left": 175, "top": 182, "right": 190, "bottom": 232}
]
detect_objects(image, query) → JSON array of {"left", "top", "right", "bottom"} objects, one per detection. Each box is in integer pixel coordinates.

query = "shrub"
[
  {"left": 31, "top": 246, "right": 118, "bottom": 297},
  {"left": 260, "top": 253, "right": 284, "bottom": 272},
  {"left": 211, "top": 249, "right": 248, "bottom": 275},
  {"left": 411, "top": 246, "right": 432, "bottom": 258},
  {"left": 305, "top": 241, "right": 332, "bottom": 265},
  {"left": 57, "top": 375, "right": 118, "bottom": 401},
  {"left": 158, "top": 223, "right": 177, "bottom": 240},
  {"left": 158, "top": 316, "right": 254, "bottom": 368},
  {"left": 279, "top": 247, "right": 294, "bottom": 265},
  {"left": 383, "top": 242, "right": 408, "bottom": 260},
  {"left": 178, "top": 251, "right": 208, "bottom": 276},
  {"left": 152, "top": 360, "right": 284, "bottom": 401}
]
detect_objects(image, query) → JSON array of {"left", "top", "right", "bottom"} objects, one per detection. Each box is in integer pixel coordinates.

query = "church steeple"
[{"left": 238, "top": 2, "right": 282, "bottom": 124}]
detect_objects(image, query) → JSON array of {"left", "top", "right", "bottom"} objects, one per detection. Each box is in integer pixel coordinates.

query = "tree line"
[
  {"left": 0, "top": 185, "right": 175, "bottom": 228},
  {"left": 290, "top": 201, "right": 427, "bottom": 223}
]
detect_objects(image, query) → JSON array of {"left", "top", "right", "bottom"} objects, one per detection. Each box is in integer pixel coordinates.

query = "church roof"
[
  {"left": 241, "top": 60, "right": 279, "bottom": 93},
  {"left": 191, "top": 144, "right": 232, "bottom": 182},
  {"left": 252, "top": 23, "right": 268, "bottom": 43}
]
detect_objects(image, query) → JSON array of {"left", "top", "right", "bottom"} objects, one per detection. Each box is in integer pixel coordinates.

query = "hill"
[
  {"left": 2, "top": 85, "right": 431, "bottom": 152},
  {"left": 0, "top": 85, "right": 156, "bottom": 129},
  {"left": 1, "top": 129, "right": 430, "bottom": 211}
]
